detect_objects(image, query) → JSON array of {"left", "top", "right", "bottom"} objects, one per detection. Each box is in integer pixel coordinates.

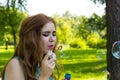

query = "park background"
[{"left": 0, "top": 0, "right": 107, "bottom": 80}]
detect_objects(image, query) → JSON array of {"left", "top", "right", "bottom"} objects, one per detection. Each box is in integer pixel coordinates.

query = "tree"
[
  {"left": 5, "top": 0, "right": 27, "bottom": 11},
  {"left": 91, "top": 0, "right": 105, "bottom": 4},
  {"left": 93, "top": 0, "right": 120, "bottom": 79},
  {"left": 0, "top": 0, "right": 27, "bottom": 48},
  {"left": 106, "top": 0, "right": 120, "bottom": 79},
  {"left": 0, "top": 7, "right": 26, "bottom": 48}
]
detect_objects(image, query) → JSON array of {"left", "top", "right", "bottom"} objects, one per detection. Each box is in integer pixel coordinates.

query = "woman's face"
[{"left": 41, "top": 22, "right": 56, "bottom": 54}]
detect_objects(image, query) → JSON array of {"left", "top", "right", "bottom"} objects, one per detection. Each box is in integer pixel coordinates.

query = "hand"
[{"left": 40, "top": 51, "right": 56, "bottom": 79}]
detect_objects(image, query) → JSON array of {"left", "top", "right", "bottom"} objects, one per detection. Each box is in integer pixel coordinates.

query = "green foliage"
[
  {"left": 0, "top": 0, "right": 27, "bottom": 47},
  {"left": 87, "top": 32, "right": 106, "bottom": 49},
  {"left": 97, "top": 39, "right": 106, "bottom": 49},
  {"left": 74, "top": 16, "right": 90, "bottom": 39},
  {"left": 87, "top": 14, "right": 106, "bottom": 33},
  {"left": 56, "top": 15, "right": 73, "bottom": 44},
  {"left": 0, "top": 9, "right": 106, "bottom": 49},
  {"left": 0, "top": 6, "right": 27, "bottom": 45},
  {"left": 69, "top": 38, "right": 89, "bottom": 49},
  {"left": 53, "top": 12, "right": 106, "bottom": 49},
  {"left": 87, "top": 32, "right": 101, "bottom": 48}
]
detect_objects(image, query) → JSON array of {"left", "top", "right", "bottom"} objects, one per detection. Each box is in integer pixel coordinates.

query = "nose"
[{"left": 49, "top": 36, "right": 54, "bottom": 42}]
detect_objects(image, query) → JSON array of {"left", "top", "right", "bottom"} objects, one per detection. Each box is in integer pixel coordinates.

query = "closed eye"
[
  {"left": 53, "top": 32, "right": 56, "bottom": 36},
  {"left": 42, "top": 31, "right": 56, "bottom": 37},
  {"left": 42, "top": 33, "right": 49, "bottom": 37}
]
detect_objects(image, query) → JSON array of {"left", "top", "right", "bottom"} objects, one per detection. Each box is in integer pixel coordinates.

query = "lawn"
[
  {"left": 0, "top": 46, "right": 14, "bottom": 76},
  {"left": 0, "top": 46, "right": 107, "bottom": 80},
  {"left": 58, "top": 49, "right": 107, "bottom": 80}
]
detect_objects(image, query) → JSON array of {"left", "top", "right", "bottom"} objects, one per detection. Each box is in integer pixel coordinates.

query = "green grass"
[
  {"left": 58, "top": 49, "right": 107, "bottom": 80},
  {"left": 0, "top": 46, "right": 14, "bottom": 76},
  {"left": 0, "top": 46, "right": 107, "bottom": 80}
]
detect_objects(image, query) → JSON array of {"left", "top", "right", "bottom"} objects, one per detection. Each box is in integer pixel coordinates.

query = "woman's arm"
[{"left": 5, "top": 58, "right": 25, "bottom": 80}]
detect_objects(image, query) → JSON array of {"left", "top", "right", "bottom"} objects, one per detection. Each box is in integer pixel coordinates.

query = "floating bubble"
[{"left": 112, "top": 41, "right": 120, "bottom": 59}]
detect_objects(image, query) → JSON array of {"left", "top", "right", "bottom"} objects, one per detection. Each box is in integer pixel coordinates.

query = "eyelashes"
[
  {"left": 42, "top": 33, "right": 56, "bottom": 37},
  {"left": 43, "top": 33, "right": 49, "bottom": 37},
  {"left": 53, "top": 33, "right": 56, "bottom": 36}
]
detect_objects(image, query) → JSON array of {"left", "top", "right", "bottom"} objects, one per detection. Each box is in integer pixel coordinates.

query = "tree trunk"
[
  {"left": 12, "top": 27, "right": 17, "bottom": 48},
  {"left": 106, "top": 0, "right": 120, "bottom": 80},
  {"left": 5, "top": 38, "right": 9, "bottom": 50}
]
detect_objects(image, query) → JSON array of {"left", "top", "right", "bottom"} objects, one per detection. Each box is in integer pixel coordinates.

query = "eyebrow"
[{"left": 42, "top": 31, "right": 56, "bottom": 33}]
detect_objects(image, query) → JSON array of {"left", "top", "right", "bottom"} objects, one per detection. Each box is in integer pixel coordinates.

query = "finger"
[
  {"left": 43, "top": 51, "right": 52, "bottom": 61},
  {"left": 49, "top": 52, "right": 56, "bottom": 60},
  {"left": 50, "top": 62, "right": 56, "bottom": 69},
  {"left": 48, "top": 58, "right": 56, "bottom": 63},
  {"left": 48, "top": 62, "right": 55, "bottom": 69}
]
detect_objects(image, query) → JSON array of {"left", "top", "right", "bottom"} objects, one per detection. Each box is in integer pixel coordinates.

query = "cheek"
[
  {"left": 54, "top": 37, "right": 57, "bottom": 43},
  {"left": 42, "top": 37, "right": 48, "bottom": 44}
]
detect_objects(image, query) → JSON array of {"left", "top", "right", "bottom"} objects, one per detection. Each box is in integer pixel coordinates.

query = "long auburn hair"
[{"left": 2, "top": 14, "right": 61, "bottom": 80}]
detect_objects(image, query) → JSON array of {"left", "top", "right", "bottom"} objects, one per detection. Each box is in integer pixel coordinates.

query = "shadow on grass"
[{"left": 63, "top": 60, "right": 106, "bottom": 73}]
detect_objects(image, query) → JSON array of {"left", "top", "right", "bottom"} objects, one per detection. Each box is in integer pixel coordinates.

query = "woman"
[{"left": 2, "top": 13, "right": 61, "bottom": 80}]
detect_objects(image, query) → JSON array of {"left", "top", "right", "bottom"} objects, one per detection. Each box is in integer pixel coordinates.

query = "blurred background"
[{"left": 0, "top": 0, "right": 106, "bottom": 80}]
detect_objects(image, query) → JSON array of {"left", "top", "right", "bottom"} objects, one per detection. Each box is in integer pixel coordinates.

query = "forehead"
[{"left": 41, "top": 22, "right": 55, "bottom": 32}]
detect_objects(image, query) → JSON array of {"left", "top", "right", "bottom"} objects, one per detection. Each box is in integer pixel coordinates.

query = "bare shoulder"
[
  {"left": 6, "top": 58, "right": 21, "bottom": 70},
  {"left": 5, "top": 58, "right": 24, "bottom": 80},
  {"left": 7, "top": 58, "right": 20, "bottom": 66}
]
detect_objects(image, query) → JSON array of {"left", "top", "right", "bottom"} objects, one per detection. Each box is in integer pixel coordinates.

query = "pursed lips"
[{"left": 48, "top": 45, "right": 54, "bottom": 49}]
